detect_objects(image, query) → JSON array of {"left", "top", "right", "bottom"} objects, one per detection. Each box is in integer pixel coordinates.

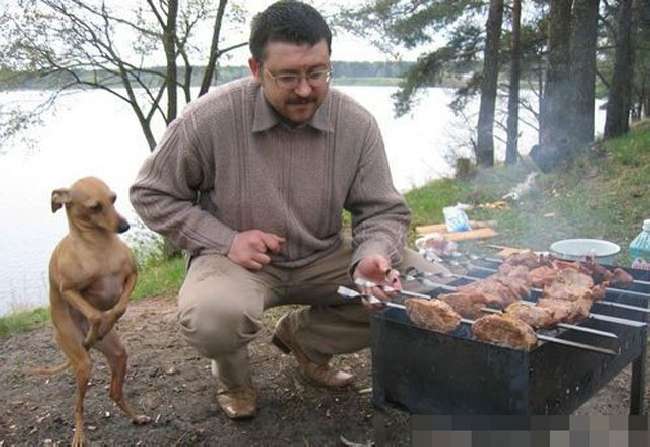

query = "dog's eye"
[
  {"left": 110, "top": 194, "right": 117, "bottom": 204},
  {"left": 90, "top": 203, "right": 103, "bottom": 213}
]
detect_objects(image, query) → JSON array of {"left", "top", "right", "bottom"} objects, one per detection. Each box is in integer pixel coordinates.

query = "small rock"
[
  {"left": 165, "top": 366, "right": 178, "bottom": 376},
  {"left": 103, "top": 411, "right": 111, "bottom": 418},
  {"left": 87, "top": 425, "right": 97, "bottom": 431}
]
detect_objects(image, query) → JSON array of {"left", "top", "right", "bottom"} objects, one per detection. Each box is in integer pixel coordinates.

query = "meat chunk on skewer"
[
  {"left": 491, "top": 274, "right": 530, "bottom": 300},
  {"left": 537, "top": 298, "right": 592, "bottom": 324},
  {"left": 542, "top": 268, "right": 598, "bottom": 302},
  {"left": 438, "top": 291, "right": 491, "bottom": 319},
  {"left": 503, "top": 302, "right": 554, "bottom": 329},
  {"left": 405, "top": 299, "right": 462, "bottom": 334},
  {"left": 501, "top": 250, "right": 547, "bottom": 269},
  {"left": 457, "top": 278, "right": 520, "bottom": 308},
  {"left": 472, "top": 314, "right": 538, "bottom": 350},
  {"left": 528, "top": 265, "right": 558, "bottom": 288},
  {"left": 499, "top": 264, "right": 533, "bottom": 285},
  {"left": 611, "top": 268, "right": 634, "bottom": 287}
]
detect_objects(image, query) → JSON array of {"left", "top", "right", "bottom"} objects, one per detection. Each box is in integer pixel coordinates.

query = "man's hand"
[
  {"left": 352, "top": 255, "right": 401, "bottom": 309},
  {"left": 228, "top": 230, "right": 285, "bottom": 270}
]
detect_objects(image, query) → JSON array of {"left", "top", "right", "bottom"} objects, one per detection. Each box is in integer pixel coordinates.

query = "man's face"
[{"left": 249, "top": 39, "right": 331, "bottom": 125}]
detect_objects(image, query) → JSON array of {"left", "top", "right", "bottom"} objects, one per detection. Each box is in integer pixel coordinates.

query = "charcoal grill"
[{"left": 370, "top": 261, "right": 649, "bottom": 415}]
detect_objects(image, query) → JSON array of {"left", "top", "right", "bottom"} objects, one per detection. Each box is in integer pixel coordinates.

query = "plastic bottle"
[{"left": 629, "top": 219, "right": 650, "bottom": 270}]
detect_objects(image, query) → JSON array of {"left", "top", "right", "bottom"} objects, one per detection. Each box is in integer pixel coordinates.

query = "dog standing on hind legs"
[{"left": 35, "top": 176, "right": 150, "bottom": 446}]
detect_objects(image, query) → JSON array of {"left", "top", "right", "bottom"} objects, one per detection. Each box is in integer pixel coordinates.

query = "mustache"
[{"left": 286, "top": 98, "right": 315, "bottom": 105}]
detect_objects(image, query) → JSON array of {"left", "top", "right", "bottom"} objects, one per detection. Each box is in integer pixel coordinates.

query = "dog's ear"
[{"left": 51, "top": 188, "right": 71, "bottom": 213}]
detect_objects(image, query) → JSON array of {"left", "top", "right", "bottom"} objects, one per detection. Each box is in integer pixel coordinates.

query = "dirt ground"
[{"left": 0, "top": 297, "right": 645, "bottom": 446}]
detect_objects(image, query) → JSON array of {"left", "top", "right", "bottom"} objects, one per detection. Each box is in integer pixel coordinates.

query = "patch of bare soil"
[
  {"left": 0, "top": 298, "right": 407, "bottom": 446},
  {"left": 0, "top": 298, "right": 645, "bottom": 446}
]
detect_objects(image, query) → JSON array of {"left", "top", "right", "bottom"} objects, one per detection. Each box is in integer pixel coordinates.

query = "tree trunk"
[
  {"left": 476, "top": 0, "right": 504, "bottom": 167},
  {"left": 604, "top": 0, "right": 636, "bottom": 138},
  {"left": 164, "top": 0, "right": 179, "bottom": 123},
  {"left": 637, "top": 0, "right": 650, "bottom": 118},
  {"left": 505, "top": 0, "right": 522, "bottom": 165},
  {"left": 570, "top": 0, "right": 599, "bottom": 148},
  {"left": 537, "top": 0, "right": 572, "bottom": 171},
  {"left": 199, "top": 0, "right": 228, "bottom": 97}
]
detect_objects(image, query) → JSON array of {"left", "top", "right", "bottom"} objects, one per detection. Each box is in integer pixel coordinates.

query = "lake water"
[{"left": 0, "top": 85, "right": 606, "bottom": 315}]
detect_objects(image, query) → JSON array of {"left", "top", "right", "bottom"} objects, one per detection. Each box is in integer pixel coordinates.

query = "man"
[{"left": 130, "top": 1, "right": 447, "bottom": 420}]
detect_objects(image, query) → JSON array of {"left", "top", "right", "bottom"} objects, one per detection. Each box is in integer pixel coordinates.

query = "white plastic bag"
[{"left": 443, "top": 204, "right": 472, "bottom": 233}]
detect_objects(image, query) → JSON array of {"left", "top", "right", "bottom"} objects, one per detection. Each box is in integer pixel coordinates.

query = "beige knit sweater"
[{"left": 130, "top": 77, "right": 410, "bottom": 269}]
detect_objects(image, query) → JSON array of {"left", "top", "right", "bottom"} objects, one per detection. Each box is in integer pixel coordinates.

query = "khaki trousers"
[{"left": 177, "top": 239, "right": 448, "bottom": 388}]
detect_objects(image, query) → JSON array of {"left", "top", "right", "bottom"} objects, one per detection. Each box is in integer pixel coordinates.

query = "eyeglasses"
[{"left": 264, "top": 67, "right": 332, "bottom": 90}]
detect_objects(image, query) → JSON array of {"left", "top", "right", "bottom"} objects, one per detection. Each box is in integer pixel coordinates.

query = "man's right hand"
[{"left": 227, "top": 230, "right": 285, "bottom": 270}]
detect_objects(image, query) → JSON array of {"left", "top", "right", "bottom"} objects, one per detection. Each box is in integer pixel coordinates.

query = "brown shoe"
[
  {"left": 216, "top": 384, "right": 257, "bottom": 420},
  {"left": 272, "top": 313, "right": 355, "bottom": 388}
]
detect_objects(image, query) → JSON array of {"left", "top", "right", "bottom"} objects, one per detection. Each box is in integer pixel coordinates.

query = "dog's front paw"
[{"left": 132, "top": 414, "right": 152, "bottom": 425}]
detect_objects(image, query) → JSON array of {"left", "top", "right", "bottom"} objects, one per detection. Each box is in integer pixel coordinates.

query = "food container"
[{"left": 549, "top": 239, "right": 621, "bottom": 265}]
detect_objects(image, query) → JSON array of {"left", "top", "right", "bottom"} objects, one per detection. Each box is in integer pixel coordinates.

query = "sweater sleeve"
[
  {"left": 129, "top": 115, "right": 237, "bottom": 256},
  {"left": 344, "top": 117, "right": 411, "bottom": 273}
]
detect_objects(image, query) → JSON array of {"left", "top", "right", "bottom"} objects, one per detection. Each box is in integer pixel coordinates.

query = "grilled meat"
[
  {"left": 457, "top": 278, "right": 520, "bottom": 308},
  {"left": 492, "top": 274, "right": 530, "bottom": 299},
  {"left": 537, "top": 298, "right": 592, "bottom": 324},
  {"left": 542, "top": 269, "right": 597, "bottom": 302},
  {"left": 611, "top": 268, "right": 634, "bottom": 287},
  {"left": 499, "top": 264, "right": 532, "bottom": 284},
  {"left": 528, "top": 265, "right": 557, "bottom": 288},
  {"left": 438, "top": 291, "right": 491, "bottom": 319},
  {"left": 501, "top": 251, "right": 543, "bottom": 269},
  {"left": 472, "top": 314, "right": 537, "bottom": 350},
  {"left": 503, "top": 302, "right": 554, "bottom": 329},
  {"left": 502, "top": 251, "right": 634, "bottom": 288},
  {"left": 406, "top": 299, "right": 462, "bottom": 333}
]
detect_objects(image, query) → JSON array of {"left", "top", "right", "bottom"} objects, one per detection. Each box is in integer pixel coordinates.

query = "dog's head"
[{"left": 51, "top": 177, "right": 130, "bottom": 234}]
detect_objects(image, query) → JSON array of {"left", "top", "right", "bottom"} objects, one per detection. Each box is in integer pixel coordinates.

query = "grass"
[
  {"left": 2, "top": 119, "right": 650, "bottom": 337},
  {"left": 132, "top": 256, "right": 186, "bottom": 301},
  {"left": 0, "top": 307, "right": 50, "bottom": 338}
]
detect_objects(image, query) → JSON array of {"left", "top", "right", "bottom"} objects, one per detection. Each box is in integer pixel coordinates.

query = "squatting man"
[{"left": 130, "top": 0, "right": 448, "bottom": 420}]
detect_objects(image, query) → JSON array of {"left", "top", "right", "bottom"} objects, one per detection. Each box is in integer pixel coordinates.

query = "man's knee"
[{"left": 177, "top": 290, "right": 263, "bottom": 358}]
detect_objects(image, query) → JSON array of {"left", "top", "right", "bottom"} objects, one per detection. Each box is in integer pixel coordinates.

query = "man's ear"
[
  {"left": 248, "top": 57, "right": 262, "bottom": 82},
  {"left": 51, "top": 188, "right": 71, "bottom": 213}
]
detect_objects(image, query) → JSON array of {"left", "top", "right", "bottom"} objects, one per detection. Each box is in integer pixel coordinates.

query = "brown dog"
[{"left": 37, "top": 177, "right": 150, "bottom": 446}]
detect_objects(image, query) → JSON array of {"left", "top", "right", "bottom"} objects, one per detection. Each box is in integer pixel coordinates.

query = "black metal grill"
[{"left": 370, "top": 262, "right": 649, "bottom": 415}]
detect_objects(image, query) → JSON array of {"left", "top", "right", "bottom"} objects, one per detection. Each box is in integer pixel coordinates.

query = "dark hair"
[{"left": 249, "top": 1, "right": 332, "bottom": 61}]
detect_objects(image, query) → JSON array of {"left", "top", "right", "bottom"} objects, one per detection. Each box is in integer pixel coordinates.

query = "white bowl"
[{"left": 549, "top": 239, "right": 621, "bottom": 265}]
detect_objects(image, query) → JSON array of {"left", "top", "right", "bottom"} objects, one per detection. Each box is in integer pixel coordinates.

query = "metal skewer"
[
  {"left": 338, "top": 286, "right": 617, "bottom": 356},
  {"left": 475, "top": 255, "right": 650, "bottom": 288},
  {"left": 466, "top": 263, "right": 650, "bottom": 301},
  {"left": 403, "top": 271, "right": 646, "bottom": 328},
  {"left": 357, "top": 277, "right": 621, "bottom": 339},
  {"left": 401, "top": 273, "right": 620, "bottom": 339},
  {"left": 441, "top": 270, "right": 650, "bottom": 314}
]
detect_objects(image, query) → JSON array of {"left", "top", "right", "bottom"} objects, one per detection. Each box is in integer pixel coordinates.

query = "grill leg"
[
  {"left": 630, "top": 343, "right": 647, "bottom": 415},
  {"left": 372, "top": 411, "right": 387, "bottom": 447}
]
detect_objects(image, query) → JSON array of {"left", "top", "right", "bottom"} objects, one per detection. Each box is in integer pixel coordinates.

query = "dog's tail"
[{"left": 26, "top": 360, "right": 71, "bottom": 376}]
